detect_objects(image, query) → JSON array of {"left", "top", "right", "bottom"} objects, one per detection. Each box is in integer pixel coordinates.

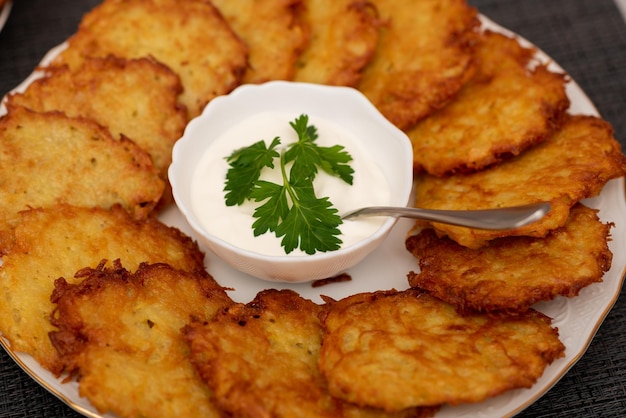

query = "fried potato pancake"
[
  {"left": 319, "top": 289, "right": 565, "bottom": 410},
  {"left": 406, "top": 204, "right": 613, "bottom": 314},
  {"left": 53, "top": 0, "right": 248, "bottom": 119},
  {"left": 184, "top": 289, "right": 435, "bottom": 418},
  {"left": 50, "top": 262, "right": 233, "bottom": 418},
  {"left": 7, "top": 56, "right": 186, "bottom": 179},
  {"left": 408, "top": 30, "right": 570, "bottom": 176},
  {"left": 184, "top": 289, "right": 333, "bottom": 417},
  {"left": 212, "top": 0, "right": 309, "bottom": 84},
  {"left": 0, "top": 204, "right": 208, "bottom": 371},
  {"left": 414, "top": 114, "right": 626, "bottom": 248},
  {"left": 357, "top": 0, "right": 478, "bottom": 130},
  {"left": 0, "top": 106, "right": 163, "bottom": 224},
  {"left": 293, "top": 0, "right": 379, "bottom": 86}
]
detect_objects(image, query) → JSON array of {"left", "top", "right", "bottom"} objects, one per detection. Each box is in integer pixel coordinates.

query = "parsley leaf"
[
  {"left": 284, "top": 115, "right": 354, "bottom": 185},
  {"left": 224, "top": 137, "right": 280, "bottom": 206},
  {"left": 316, "top": 144, "right": 354, "bottom": 185},
  {"left": 275, "top": 179, "right": 342, "bottom": 254},
  {"left": 250, "top": 180, "right": 288, "bottom": 236},
  {"left": 222, "top": 114, "right": 353, "bottom": 254}
]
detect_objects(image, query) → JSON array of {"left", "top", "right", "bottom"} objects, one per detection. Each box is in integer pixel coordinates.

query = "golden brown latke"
[
  {"left": 7, "top": 56, "right": 187, "bottom": 179},
  {"left": 184, "top": 289, "right": 435, "bottom": 418},
  {"left": 212, "top": 0, "right": 309, "bottom": 83},
  {"left": 0, "top": 105, "right": 163, "bottom": 224},
  {"left": 408, "top": 30, "right": 570, "bottom": 176},
  {"left": 0, "top": 204, "right": 207, "bottom": 371},
  {"left": 406, "top": 203, "right": 613, "bottom": 314},
  {"left": 52, "top": 0, "right": 248, "bottom": 119},
  {"left": 293, "top": 0, "right": 380, "bottom": 86},
  {"left": 319, "top": 289, "right": 565, "bottom": 410},
  {"left": 184, "top": 289, "right": 332, "bottom": 418},
  {"left": 50, "top": 261, "right": 233, "bottom": 418},
  {"left": 357, "top": 0, "right": 478, "bottom": 130},
  {"left": 414, "top": 114, "right": 626, "bottom": 248}
]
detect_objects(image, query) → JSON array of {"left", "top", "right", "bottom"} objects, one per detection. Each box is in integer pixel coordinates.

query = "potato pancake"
[
  {"left": 0, "top": 106, "right": 163, "bottom": 224},
  {"left": 0, "top": 204, "right": 207, "bottom": 371},
  {"left": 408, "top": 30, "right": 570, "bottom": 176},
  {"left": 293, "top": 0, "right": 379, "bottom": 86},
  {"left": 319, "top": 290, "right": 565, "bottom": 410},
  {"left": 406, "top": 204, "right": 613, "bottom": 314},
  {"left": 414, "top": 114, "right": 626, "bottom": 248},
  {"left": 212, "top": 0, "right": 309, "bottom": 83},
  {"left": 50, "top": 261, "right": 232, "bottom": 418},
  {"left": 53, "top": 0, "right": 248, "bottom": 119},
  {"left": 7, "top": 56, "right": 186, "bottom": 179},
  {"left": 184, "top": 289, "right": 435, "bottom": 418},
  {"left": 357, "top": 0, "right": 478, "bottom": 130}
]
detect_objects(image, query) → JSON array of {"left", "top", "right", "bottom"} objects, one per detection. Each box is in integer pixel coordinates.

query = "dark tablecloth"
[{"left": 0, "top": 0, "right": 624, "bottom": 416}]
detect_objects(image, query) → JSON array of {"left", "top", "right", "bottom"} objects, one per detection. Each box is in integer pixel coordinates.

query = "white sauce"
[{"left": 190, "top": 111, "right": 391, "bottom": 256}]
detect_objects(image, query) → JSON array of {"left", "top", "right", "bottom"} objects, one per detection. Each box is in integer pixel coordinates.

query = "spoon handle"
[{"left": 341, "top": 202, "right": 551, "bottom": 230}]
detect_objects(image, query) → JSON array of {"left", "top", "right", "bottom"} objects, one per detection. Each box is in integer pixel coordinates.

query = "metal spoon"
[{"left": 341, "top": 202, "right": 551, "bottom": 230}]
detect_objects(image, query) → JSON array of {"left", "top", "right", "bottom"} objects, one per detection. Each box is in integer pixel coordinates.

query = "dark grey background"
[{"left": 0, "top": 0, "right": 624, "bottom": 416}]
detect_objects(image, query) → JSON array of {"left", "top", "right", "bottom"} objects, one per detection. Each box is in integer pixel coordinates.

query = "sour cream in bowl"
[{"left": 170, "top": 81, "right": 413, "bottom": 283}]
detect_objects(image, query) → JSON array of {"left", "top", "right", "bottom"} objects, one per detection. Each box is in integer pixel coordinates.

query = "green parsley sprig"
[{"left": 223, "top": 114, "right": 354, "bottom": 254}]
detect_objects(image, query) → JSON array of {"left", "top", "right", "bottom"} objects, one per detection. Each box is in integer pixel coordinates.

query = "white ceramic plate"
[
  {"left": 1, "top": 14, "right": 625, "bottom": 418},
  {"left": 0, "top": 1, "right": 12, "bottom": 32}
]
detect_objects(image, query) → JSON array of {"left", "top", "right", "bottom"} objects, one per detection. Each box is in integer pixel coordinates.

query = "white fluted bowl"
[{"left": 169, "top": 81, "right": 413, "bottom": 282}]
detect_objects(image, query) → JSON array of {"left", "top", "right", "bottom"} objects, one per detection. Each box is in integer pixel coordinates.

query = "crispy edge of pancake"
[
  {"left": 357, "top": 0, "right": 479, "bottom": 130},
  {"left": 414, "top": 114, "right": 626, "bottom": 248},
  {"left": 406, "top": 203, "right": 613, "bottom": 314},
  {"left": 408, "top": 30, "right": 570, "bottom": 176},
  {"left": 0, "top": 105, "right": 164, "bottom": 222},
  {"left": 293, "top": 0, "right": 380, "bottom": 87},
  {"left": 7, "top": 55, "right": 187, "bottom": 179},
  {"left": 319, "top": 289, "right": 565, "bottom": 410},
  {"left": 53, "top": 0, "right": 248, "bottom": 119},
  {"left": 184, "top": 288, "right": 435, "bottom": 418},
  {"left": 0, "top": 204, "right": 207, "bottom": 371},
  {"left": 49, "top": 261, "right": 232, "bottom": 417},
  {"left": 212, "top": 0, "right": 309, "bottom": 84}
]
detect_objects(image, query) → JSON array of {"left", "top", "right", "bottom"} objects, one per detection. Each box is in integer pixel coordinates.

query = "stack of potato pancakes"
[{"left": 0, "top": 0, "right": 624, "bottom": 417}]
